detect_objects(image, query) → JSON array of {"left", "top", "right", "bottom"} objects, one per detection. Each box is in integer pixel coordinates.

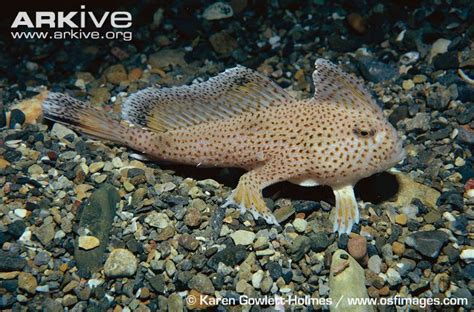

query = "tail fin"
[{"left": 42, "top": 92, "right": 128, "bottom": 143}]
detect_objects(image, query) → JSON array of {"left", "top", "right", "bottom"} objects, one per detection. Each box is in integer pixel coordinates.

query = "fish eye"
[{"left": 354, "top": 128, "right": 376, "bottom": 138}]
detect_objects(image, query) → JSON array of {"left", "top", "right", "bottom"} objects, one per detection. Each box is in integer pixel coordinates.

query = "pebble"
[
  {"left": 34, "top": 223, "right": 55, "bottom": 245},
  {"left": 104, "top": 249, "right": 138, "bottom": 278},
  {"left": 230, "top": 230, "right": 256, "bottom": 245},
  {"left": 188, "top": 273, "right": 215, "bottom": 295},
  {"left": 386, "top": 268, "right": 402, "bottom": 286},
  {"left": 392, "top": 242, "right": 406, "bottom": 256},
  {"left": 292, "top": 218, "right": 308, "bottom": 233},
  {"left": 145, "top": 212, "right": 170, "bottom": 229},
  {"left": 367, "top": 255, "right": 382, "bottom": 274},
  {"left": 50, "top": 123, "right": 77, "bottom": 140},
  {"left": 89, "top": 161, "right": 105, "bottom": 173},
  {"left": 460, "top": 249, "right": 474, "bottom": 262},
  {"left": 203, "top": 2, "right": 233, "bottom": 20},
  {"left": 14, "top": 209, "right": 27, "bottom": 218},
  {"left": 184, "top": 208, "right": 201, "bottom": 227},
  {"left": 209, "top": 31, "right": 238, "bottom": 54},
  {"left": 402, "top": 80, "right": 415, "bottom": 90},
  {"left": 395, "top": 214, "right": 408, "bottom": 226},
  {"left": 9, "top": 109, "right": 26, "bottom": 128},
  {"left": 348, "top": 235, "right": 367, "bottom": 262},
  {"left": 405, "top": 230, "right": 449, "bottom": 258},
  {"left": 78, "top": 235, "right": 100, "bottom": 250},
  {"left": 178, "top": 234, "right": 200, "bottom": 251},
  {"left": 18, "top": 272, "right": 37, "bottom": 294},
  {"left": 251, "top": 270, "right": 264, "bottom": 289}
]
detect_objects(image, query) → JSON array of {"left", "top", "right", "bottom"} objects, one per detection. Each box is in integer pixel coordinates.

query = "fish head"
[
  {"left": 311, "top": 59, "right": 406, "bottom": 185},
  {"left": 345, "top": 109, "right": 405, "bottom": 180}
]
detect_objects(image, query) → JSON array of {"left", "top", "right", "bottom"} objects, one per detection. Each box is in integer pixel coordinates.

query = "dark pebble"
[
  {"left": 266, "top": 261, "right": 282, "bottom": 280},
  {"left": 7, "top": 220, "right": 25, "bottom": 239},
  {"left": 389, "top": 106, "right": 408, "bottom": 126},
  {"left": 310, "top": 233, "right": 331, "bottom": 252},
  {"left": 207, "top": 245, "right": 248, "bottom": 271},
  {"left": 437, "top": 191, "right": 464, "bottom": 210},
  {"left": 0, "top": 280, "right": 18, "bottom": 292},
  {"left": 9, "top": 109, "right": 25, "bottom": 128},
  {"left": 429, "top": 128, "right": 451, "bottom": 140},
  {"left": 3, "top": 150, "right": 22, "bottom": 162},
  {"left": 290, "top": 235, "right": 311, "bottom": 262},
  {"left": 25, "top": 201, "right": 40, "bottom": 211},
  {"left": 405, "top": 230, "right": 449, "bottom": 258},
  {"left": 282, "top": 268, "right": 293, "bottom": 284},
  {"left": 0, "top": 252, "right": 26, "bottom": 271},
  {"left": 358, "top": 57, "right": 398, "bottom": 83},
  {"left": 337, "top": 234, "right": 349, "bottom": 249},
  {"left": 0, "top": 109, "right": 6, "bottom": 128},
  {"left": 462, "top": 264, "right": 474, "bottom": 281},
  {"left": 432, "top": 52, "right": 459, "bottom": 70},
  {"left": 148, "top": 274, "right": 165, "bottom": 294},
  {"left": 457, "top": 105, "right": 474, "bottom": 124},
  {"left": 442, "top": 244, "right": 460, "bottom": 263},
  {"left": 34, "top": 251, "right": 51, "bottom": 266},
  {"left": 293, "top": 201, "right": 320, "bottom": 213},
  {"left": 0, "top": 232, "right": 12, "bottom": 246},
  {"left": 211, "top": 274, "right": 224, "bottom": 290}
]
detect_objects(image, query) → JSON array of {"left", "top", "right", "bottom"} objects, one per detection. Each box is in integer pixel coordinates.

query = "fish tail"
[{"left": 42, "top": 92, "right": 128, "bottom": 143}]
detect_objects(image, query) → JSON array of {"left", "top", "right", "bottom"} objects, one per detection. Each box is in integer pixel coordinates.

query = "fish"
[{"left": 42, "top": 58, "right": 405, "bottom": 234}]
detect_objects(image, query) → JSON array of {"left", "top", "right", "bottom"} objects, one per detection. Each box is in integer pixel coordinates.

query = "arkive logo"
[{"left": 11, "top": 5, "right": 132, "bottom": 29}]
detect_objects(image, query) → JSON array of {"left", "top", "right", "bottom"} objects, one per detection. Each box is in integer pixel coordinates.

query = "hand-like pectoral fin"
[{"left": 332, "top": 185, "right": 359, "bottom": 235}]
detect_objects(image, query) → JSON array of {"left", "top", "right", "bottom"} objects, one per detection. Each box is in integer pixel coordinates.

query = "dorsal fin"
[
  {"left": 122, "top": 65, "right": 294, "bottom": 132},
  {"left": 311, "top": 59, "right": 383, "bottom": 115}
]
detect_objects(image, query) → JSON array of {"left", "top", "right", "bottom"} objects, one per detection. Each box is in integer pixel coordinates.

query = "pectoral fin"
[{"left": 332, "top": 185, "right": 359, "bottom": 235}]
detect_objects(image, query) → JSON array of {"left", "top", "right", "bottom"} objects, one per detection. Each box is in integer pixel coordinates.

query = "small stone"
[
  {"left": 123, "top": 180, "right": 135, "bottom": 192},
  {"left": 149, "top": 274, "right": 165, "bottom": 293},
  {"left": 209, "top": 31, "right": 238, "bottom": 54},
  {"left": 348, "top": 235, "right": 367, "bottom": 261},
  {"left": 395, "top": 214, "right": 407, "bottom": 226},
  {"left": 89, "top": 162, "right": 105, "bottom": 173},
  {"left": 9, "top": 109, "right": 26, "bottom": 128},
  {"left": 128, "top": 68, "right": 143, "bottom": 81},
  {"left": 104, "top": 249, "right": 138, "bottom": 278},
  {"left": 230, "top": 230, "right": 256, "bottom": 245},
  {"left": 14, "top": 209, "right": 27, "bottom": 218},
  {"left": 454, "top": 157, "right": 465, "bottom": 167},
  {"left": 178, "top": 234, "right": 200, "bottom": 251},
  {"left": 104, "top": 64, "right": 127, "bottom": 84},
  {"left": 367, "top": 255, "right": 382, "bottom": 274},
  {"left": 428, "top": 38, "right": 451, "bottom": 63},
  {"left": 402, "top": 80, "right": 415, "bottom": 90},
  {"left": 260, "top": 276, "right": 273, "bottom": 294},
  {"left": 251, "top": 270, "right": 264, "bottom": 289},
  {"left": 62, "top": 294, "right": 78, "bottom": 307},
  {"left": 392, "top": 241, "right": 405, "bottom": 256},
  {"left": 405, "top": 230, "right": 449, "bottom": 258},
  {"left": 50, "top": 123, "right": 77, "bottom": 140},
  {"left": 413, "top": 75, "right": 427, "bottom": 84},
  {"left": 78, "top": 235, "right": 100, "bottom": 250},
  {"left": 145, "top": 212, "right": 170, "bottom": 229},
  {"left": 292, "top": 218, "right": 308, "bottom": 233},
  {"left": 236, "top": 279, "right": 251, "bottom": 293},
  {"left": 386, "top": 268, "right": 402, "bottom": 286},
  {"left": 168, "top": 293, "right": 184, "bottom": 311},
  {"left": 28, "top": 164, "right": 43, "bottom": 175},
  {"left": 18, "top": 272, "right": 37, "bottom": 294},
  {"left": 148, "top": 49, "right": 186, "bottom": 69},
  {"left": 188, "top": 273, "right": 215, "bottom": 295},
  {"left": 460, "top": 249, "right": 474, "bottom": 261},
  {"left": 184, "top": 208, "right": 201, "bottom": 227},
  {"left": 34, "top": 223, "right": 55, "bottom": 245},
  {"left": 203, "top": 2, "right": 233, "bottom": 20},
  {"left": 347, "top": 13, "right": 365, "bottom": 34}
]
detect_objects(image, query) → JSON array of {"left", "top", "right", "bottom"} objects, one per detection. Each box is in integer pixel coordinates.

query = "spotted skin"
[{"left": 42, "top": 59, "right": 405, "bottom": 235}]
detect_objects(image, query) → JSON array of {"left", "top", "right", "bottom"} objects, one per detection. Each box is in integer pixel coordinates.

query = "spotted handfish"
[{"left": 42, "top": 59, "right": 405, "bottom": 234}]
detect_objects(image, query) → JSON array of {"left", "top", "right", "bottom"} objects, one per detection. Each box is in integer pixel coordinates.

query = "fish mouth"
[{"left": 390, "top": 140, "right": 406, "bottom": 166}]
